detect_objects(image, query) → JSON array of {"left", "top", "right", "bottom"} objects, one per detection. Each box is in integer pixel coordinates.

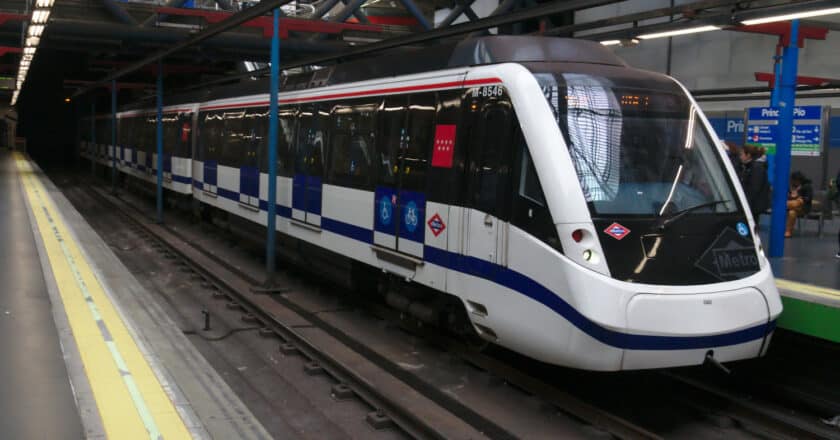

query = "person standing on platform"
[
  {"left": 737, "top": 145, "right": 770, "bottom": 227},
  {"left": 786, "top": 171, "right": 813, "bottom": 238}
]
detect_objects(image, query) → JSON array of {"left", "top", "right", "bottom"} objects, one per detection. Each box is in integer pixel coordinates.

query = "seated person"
[{"left": 786, "top": 171, "right": 813, "bottom": 237}]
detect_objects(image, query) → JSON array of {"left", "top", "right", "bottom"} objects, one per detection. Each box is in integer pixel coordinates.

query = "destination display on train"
[{"left": 745, "top": 105, "right": 824, "bottom": 157}]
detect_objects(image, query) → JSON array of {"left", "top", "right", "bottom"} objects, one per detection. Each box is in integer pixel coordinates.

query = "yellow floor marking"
[
  {"left": 776, "top": 278, "right": 840, "bottom": 301},
  {"left": 14, "top": 153, "right": 191, "bottom": 440}
]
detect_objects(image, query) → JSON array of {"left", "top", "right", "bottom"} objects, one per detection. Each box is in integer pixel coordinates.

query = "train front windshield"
[
  {"left": 534, "top": 70, "right": 759, "bottom": 285},
  {"left": 535, "top": 72, "right": 737, "bottom": 216}
]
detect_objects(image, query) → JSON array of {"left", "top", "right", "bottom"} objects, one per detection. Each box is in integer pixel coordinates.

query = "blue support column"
[
  {"left": 90, "top": 101, "right": 96, "bottom": 175},
  {"left": 156, "top": 60, "right": 164, "bottom": 224},
  {"left": 111, "top": 80, "right": 117, "bottom": 193},
  {"left": 767, "top": 47, "right": 783, "bottom": 184},
  {"left": 768, "top": 19, "right": 800, "bottom": 258},
  {"left": 266, "top": 8, "right": 280, "bottom": 278}
]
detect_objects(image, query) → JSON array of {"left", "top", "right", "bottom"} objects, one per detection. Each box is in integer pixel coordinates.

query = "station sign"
[{"left": 745, "top": 106, "right": 824, "bottom": 157}]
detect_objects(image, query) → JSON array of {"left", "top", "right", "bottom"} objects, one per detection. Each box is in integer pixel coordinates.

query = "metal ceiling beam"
[
  {"left": 74, "top": 0, "right": 294, "bottom": 97},
  {"left": 279, "top": 0, "right": 616, "bottom": 70},
  {"left": 47, "top": 19, "right": 349, "bottom": 54},
  {"left": 179, "top": 0, "right": 616, "bottom": 90}
]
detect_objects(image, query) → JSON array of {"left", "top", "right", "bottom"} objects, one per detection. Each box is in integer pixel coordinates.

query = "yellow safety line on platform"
[
  {"left": 14, "top": 153, "right": 191, "bottom": 440},
  {"left": 776, "top": 278, "right": 840, "bottom": 301}
]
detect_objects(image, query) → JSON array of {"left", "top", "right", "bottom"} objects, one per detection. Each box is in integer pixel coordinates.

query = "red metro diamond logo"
[
  {"left": 427, "top": 213, "right": 446, "bottom": 237},
  {"left": 604, "top": 222, "right": 631, "bottom": 240}
]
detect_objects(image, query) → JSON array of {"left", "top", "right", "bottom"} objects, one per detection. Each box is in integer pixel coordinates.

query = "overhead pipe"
[
  {"left": 339, "top": 0, "right": 371, "bottom": 24},
  {"left": 395, "top": 0, "right": 432, "bottom": 30},
  {"left": 141, "top": 0, "right": 190, "bottom": 27},
  {"left": 311, "top": 0, "right": 342, "bottom": 19},
  {"left": 102, "top": 0, "right": 138, "bottom": 25},
  {"left": 437, "top": 0, "right": 477, "bottom": 28},
  {"left": 330, "top": 0, "right": 368, "bottom": 24},
  {"left": 215, "top": 0, "right": 234, "bottom": 10}
]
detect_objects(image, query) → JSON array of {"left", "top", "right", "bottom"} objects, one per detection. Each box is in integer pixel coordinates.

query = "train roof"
[{"left": 201, "top": 36, "right": 626, "bottom": 102}]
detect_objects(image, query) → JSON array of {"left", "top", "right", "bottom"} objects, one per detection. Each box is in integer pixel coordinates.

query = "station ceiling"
[{"left": 0, "top": 0, "right": 836, "bottom": 108}]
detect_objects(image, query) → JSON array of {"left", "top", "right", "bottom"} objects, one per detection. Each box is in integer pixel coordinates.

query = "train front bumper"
[{"left": 619, "top": 286, "right": 774, "bottom": 369}]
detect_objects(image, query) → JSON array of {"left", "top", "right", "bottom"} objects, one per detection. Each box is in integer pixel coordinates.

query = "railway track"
[
  {"left": 67, "top": 175, "right": 840, "bottom": 440},
  {"left": 77, "top": 181, "right": 659, "bottom": 440}
]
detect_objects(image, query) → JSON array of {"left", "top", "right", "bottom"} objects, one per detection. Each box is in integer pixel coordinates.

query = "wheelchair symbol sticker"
[
  {"left": 736, "top": 222, "right": 749, "bottom": 237},
  {"left": 379, "top": 195, "right": 393, "bottom": 226},
  {"left": 403, "top": 201, "right": 418, "bottom": 233}
]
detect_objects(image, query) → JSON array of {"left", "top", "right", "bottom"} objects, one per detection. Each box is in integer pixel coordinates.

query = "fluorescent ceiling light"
[
  {"left": 32, "top": 9, "right": 50, "bottom": 24},
  {"left": 35, "top": 0, "right": 54, "bottom": 7},
  {"left": 24, "top": 47, "right": 36, "bottom": 55},
  {"left": 28, "top": 24, "right": 44, "bottom": 37},
  {"left": 25, "top": 36, "right": 39, "bottom": 47},
  {"left": 600, "top": 40, "right": 621, "bottom": 46},
  {"left": 742, "top": 7, "right": 840, "bottom": 25},
  {"left": 637, "top": 25, "right": 720, "bottom": 40}
]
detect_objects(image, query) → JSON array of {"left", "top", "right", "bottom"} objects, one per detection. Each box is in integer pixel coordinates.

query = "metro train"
[{"left": 79, "top": 36, "right": 782, "bottom": 371}]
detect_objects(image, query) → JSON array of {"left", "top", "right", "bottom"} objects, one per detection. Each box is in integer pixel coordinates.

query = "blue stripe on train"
[{"left": 191, "top": 178, "right": 775, "bottom": 351}]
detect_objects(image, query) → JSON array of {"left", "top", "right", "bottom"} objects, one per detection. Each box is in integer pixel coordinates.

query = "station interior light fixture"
[
  {"left": 637, "top": 25, "right": 720, "bottom": 40},
  {"left": 11, "top": 0, "right": 53, "bottom": 105},
  {"left": 741, "top": 6, "right": 840, "bottom": 26}
]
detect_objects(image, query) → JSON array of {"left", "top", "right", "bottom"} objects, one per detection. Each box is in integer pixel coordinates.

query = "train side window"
[
  {"left": 277, "top": 107, "right": 297, "bottom": 176},
  {"left": 296, "top": 104, "right": 327, "bottom": 177},
  {"left": 329, "top": 101, "right": 377, "bottom": 189},
  {"left": 401, "top": 93, "right": 435, "bottom": 191},
  {"left": 375, "top": 97, "right": 407, "bottom": 187},
  {"left": 221, "top": 110, "right": 246, "bottom": 167},
  {"left": 199, "top": 111, "right": 223, "bottom": 162},
  {"left": 513, "top": 144, "right": 562, "bottom": 252}
]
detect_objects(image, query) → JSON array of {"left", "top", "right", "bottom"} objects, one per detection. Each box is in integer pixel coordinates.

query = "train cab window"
[
  {"left": 375, "top": 97, "right": 407, "bottom": 187},
  {"left": 468, "top": 102, "right": 513, "bottom": 217},
  {"left": 277, "top": 107, "right": 298, "bottom": 176},
  {"left": 513, "top": 145, "right": 562, "bottom": 252},
  {"left": 296, "top": 104, "right": 328, "bottom": 177},
  {"left": 328, "top": 101, "right": 377, "bottom": 189},
  {"left": 401, "top": 93, "right": 435, "bottom": 191}
]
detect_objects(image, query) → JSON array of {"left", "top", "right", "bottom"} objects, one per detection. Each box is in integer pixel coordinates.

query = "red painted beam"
[
  {"left": 734, "top": 22, "right": 828, "bottom": 48},
  {"left": 0, "top": 47, "right": 21, "bottom": 57},
  {"left": 0, "top": 13, "right": 28, "bottom": 27},
  {"left": 155, "top": 6, "right": 383, "bottom": 38},
  {"left": 755, "top": 72, "right": 840, "bottom": 88}
]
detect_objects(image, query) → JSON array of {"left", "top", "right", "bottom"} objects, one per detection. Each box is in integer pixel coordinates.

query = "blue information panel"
[{"left": 746, "top": 105, "right": 823, "bottom": 156}]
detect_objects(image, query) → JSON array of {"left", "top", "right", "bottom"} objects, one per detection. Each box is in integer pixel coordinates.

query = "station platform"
[
  {"left": 0, "top": 148, "right": 270, "bottom": 439},
  {"left": 761, "top": 216, "right": 840, "bottom": 344}
]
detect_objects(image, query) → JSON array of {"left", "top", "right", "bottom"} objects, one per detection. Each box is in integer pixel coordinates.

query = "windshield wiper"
[{"left": 655, "top": 199, "right": 730, "bottom": 231}]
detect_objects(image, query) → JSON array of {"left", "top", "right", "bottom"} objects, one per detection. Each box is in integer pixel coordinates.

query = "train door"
[
  {"left": 464, "top": 97, "right": 514, "bottom": 274},
  {"left": 239, "top": 108, "right": 265, "bottom": 210},
  {"left": 292, "top": 104, "right": 326, "bottom": 226},
  {"left": 373, "top": 94, "right": 434, "bottom": 259}
]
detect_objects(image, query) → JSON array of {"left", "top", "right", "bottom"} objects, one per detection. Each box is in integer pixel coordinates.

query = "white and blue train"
[{"left": 80, "top": 36, "right": 782, "bottom": 371}]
